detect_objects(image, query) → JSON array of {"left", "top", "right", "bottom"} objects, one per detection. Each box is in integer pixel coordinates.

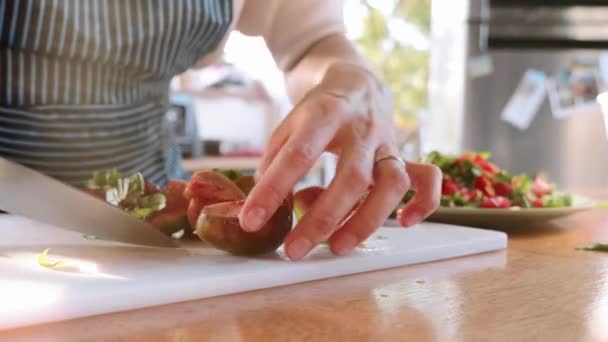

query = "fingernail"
[
  {"left": 242, "top": 206, "right": 267, "bottom": 232},
  {"left": 287, "top": 237, "right": 312, "bottom": 260},
  {"left": 333, "top": 234, "right": 358, "bottom": 256}
]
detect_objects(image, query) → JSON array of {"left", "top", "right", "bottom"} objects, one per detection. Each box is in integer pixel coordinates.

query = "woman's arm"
[
  {"left": 237, "top": 0, "right": 355, "bottom": 101},
  {"left": 284, "top": 32, "right": 371, "bottom": 103}
]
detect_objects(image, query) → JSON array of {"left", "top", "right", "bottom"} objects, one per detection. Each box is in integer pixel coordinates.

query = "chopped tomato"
[
  {"left": 455, "top": 152, "right": 476, "bottom": 163},
  {"left": 532, "top": 177, "right": 552, "bottom": 197},
  {"left": 462, "top": 188, "right": 481, "bottom": 202},
  {"left": 480, "top": 196, "right": 511, "bottom": 209},
  {"left": 474, "top": 176, "right": 496, "bottom": 197},
  {"left": 442, "top": 178, "right": 461, "bottom": 196},
  {"left": 494, "top": 182, "right": 513, "bottom": 197},
  {"left": 477, "top": 159, "right": 500, "bottom": 175},
  {"left": 533, "top": 198, "right": 544, "bottom": 208}
]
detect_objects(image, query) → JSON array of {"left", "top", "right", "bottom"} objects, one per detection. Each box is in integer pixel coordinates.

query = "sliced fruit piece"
[
  {"left": 184, "top": 171, "right": 245, "bottom": 202},
  {"left": 147, "top": 180, "right": 190, "bottom": 235},
  {"left": 148, "top": 210, "right": 191, "bottom": 236},
  {"left": 532, "top": 198, "right": 544, "bottom": 208},
  {"left": 532, "top": 176, "right": 552, "bottom": 197},
  {"left": 187, "top": 198, "right": 206, "bottom": 229},
  {"left": 194, "top": 199, "right": 293, "bottom": 255},
  {"left": 184, "top": 171, "right": 246, "bottom": 228},
  {"left": 494, "top": 182, "right": 513, "bottom": 197},
  {"left": 480, "top": 196, "right": 511, "bottom": 209},
  {"left": 441, "top": 178, "right": 460, "bottom": 196},
  {"left": 475, "top": 176, "right": 496, "bottom": 197}
]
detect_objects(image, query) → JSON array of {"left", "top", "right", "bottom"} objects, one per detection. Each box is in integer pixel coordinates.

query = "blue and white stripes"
[{"left": 0, "top": 0, "right": 233, "bottom": 186}]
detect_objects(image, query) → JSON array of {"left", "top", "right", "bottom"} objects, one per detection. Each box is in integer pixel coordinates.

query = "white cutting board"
[{"left": 0, "top": 215, "right": 507, "bottom": 330}]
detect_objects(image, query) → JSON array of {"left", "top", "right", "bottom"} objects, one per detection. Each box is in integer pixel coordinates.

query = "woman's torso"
[{"left": 0, "top": 0, "right": 234, "bottom": 186}]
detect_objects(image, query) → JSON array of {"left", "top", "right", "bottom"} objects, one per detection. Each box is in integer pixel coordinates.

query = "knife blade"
[{"left": 0, "top": 158, "right": 179, "bottom": 248}]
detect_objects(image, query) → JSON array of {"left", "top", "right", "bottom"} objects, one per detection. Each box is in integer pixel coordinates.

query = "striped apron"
[{"left": 0, "top": 0, "right": 233, "bottom": 187}]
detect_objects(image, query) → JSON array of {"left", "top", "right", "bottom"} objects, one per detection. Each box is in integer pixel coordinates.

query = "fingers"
[
  {"left": 239, "top": 95, "right": 348, "bottom": 232},
  {"left": 397, "top": 162, "right": 442, "bottom": 227},
  {"left": 254, "top": 117, "right": 291, "bottom": 182},
  {"left": 283, "top": 140, "right": 374, "bottom": 260},
  {"left": 328, "top": 157, "right": 411, "bottom": 256}
]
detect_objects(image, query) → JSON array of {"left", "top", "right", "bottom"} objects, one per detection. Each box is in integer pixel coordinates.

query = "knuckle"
[
  {"left": 352, "top": 115, "right": 377, "bottom": 138},
  {"left": 319, "top": 95, "right": 348, "bottom": 120},
  {"left": 308, "top": 211, "right": 339, "bottom": 238},
  {"left": 287, "top": 144, "right": 316, "bottom": 168}
]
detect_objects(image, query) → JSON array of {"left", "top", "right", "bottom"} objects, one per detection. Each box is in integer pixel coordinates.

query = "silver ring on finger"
[{"left": 373, "top": 154, "right": 405, "bottom": 169}]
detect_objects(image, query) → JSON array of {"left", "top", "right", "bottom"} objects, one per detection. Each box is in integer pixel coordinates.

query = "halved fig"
[
  {"left": 184, "top": 171, "right": 246, "bottom": 227},
  {"left": 147, "top": 180, "right": 191, "bottom": 235},
  {"left": 184, "top": 171, "right": 245, "bottom": 201},
  {"left": 194, "top": 199, "right": 293, "bottom": 255},
  {"left": 187, "top": 198, "right": 206, "bottom": 229}
]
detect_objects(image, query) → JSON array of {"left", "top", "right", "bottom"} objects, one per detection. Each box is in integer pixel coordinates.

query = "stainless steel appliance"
[{"left": 428, "top": 0, "right": 608, "bottom": 189}]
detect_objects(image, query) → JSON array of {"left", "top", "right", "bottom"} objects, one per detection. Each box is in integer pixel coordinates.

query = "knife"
[{"left": 0, "top": 157, "right": 179, "bottom": 248}]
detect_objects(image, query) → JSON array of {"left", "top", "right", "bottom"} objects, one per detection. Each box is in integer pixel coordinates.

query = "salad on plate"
[{"left": 425, "top": 151, "right": 573, "bottom": 209}]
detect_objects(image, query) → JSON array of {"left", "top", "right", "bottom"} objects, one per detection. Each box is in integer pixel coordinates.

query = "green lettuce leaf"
[
  {"left": 87, "top": 169, "right": 122, "bottom": 191},
  {"left": 89, "top": 171, "right": 166, "bottom": 220}
]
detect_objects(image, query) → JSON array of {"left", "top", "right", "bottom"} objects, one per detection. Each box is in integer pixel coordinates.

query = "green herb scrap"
[
  {"left": 38, "top": 248, "right": 68, "bottom": 268},
  {"left": 87, "top": 169, "right": 122, "bottom": 191},
  {"left": 576, "top": 243, "right": 608, "bottom": 253},
  {"left": 87, "top": 171, "right": 166, "bottom": 220}
]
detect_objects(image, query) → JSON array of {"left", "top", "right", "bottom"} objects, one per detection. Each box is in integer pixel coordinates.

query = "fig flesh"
[{"left": 184, "top": 171, "right": 245, "bottom": 227}]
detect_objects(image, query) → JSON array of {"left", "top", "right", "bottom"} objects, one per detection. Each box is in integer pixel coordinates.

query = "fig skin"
[
  {"left": 147, "top": 180, "right": 191, "bottom": 235},
  {"left": 234, "top": 175, "right": 255, "bottom": 195},
  {"left": 195, "top": 199, "right": 293, "bottom": 255},
  {"left": 187, "top": 198, "right": 206, "bottom": 230},
  {"left": 184, "top": 171, "right": 245, "bottom": 227}
]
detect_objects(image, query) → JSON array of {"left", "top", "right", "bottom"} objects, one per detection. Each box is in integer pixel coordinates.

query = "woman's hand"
[{"left": 239, "top": 62, "right": 441, "bottom": 260}]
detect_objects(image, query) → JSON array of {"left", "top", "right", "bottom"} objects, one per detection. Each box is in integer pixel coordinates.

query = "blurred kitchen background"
[{"left": 170, "top": 0, "right": 608, "bottom": 190}]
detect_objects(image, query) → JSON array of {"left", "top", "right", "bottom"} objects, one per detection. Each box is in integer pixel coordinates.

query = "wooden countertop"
[{"left": 3, "top": 191, "right": 608, "bottom": 341}]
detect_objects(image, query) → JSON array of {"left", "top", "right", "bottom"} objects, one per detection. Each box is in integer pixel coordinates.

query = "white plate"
[{"left": 425, "top": 194, "right": 596, "bottom": 228}]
